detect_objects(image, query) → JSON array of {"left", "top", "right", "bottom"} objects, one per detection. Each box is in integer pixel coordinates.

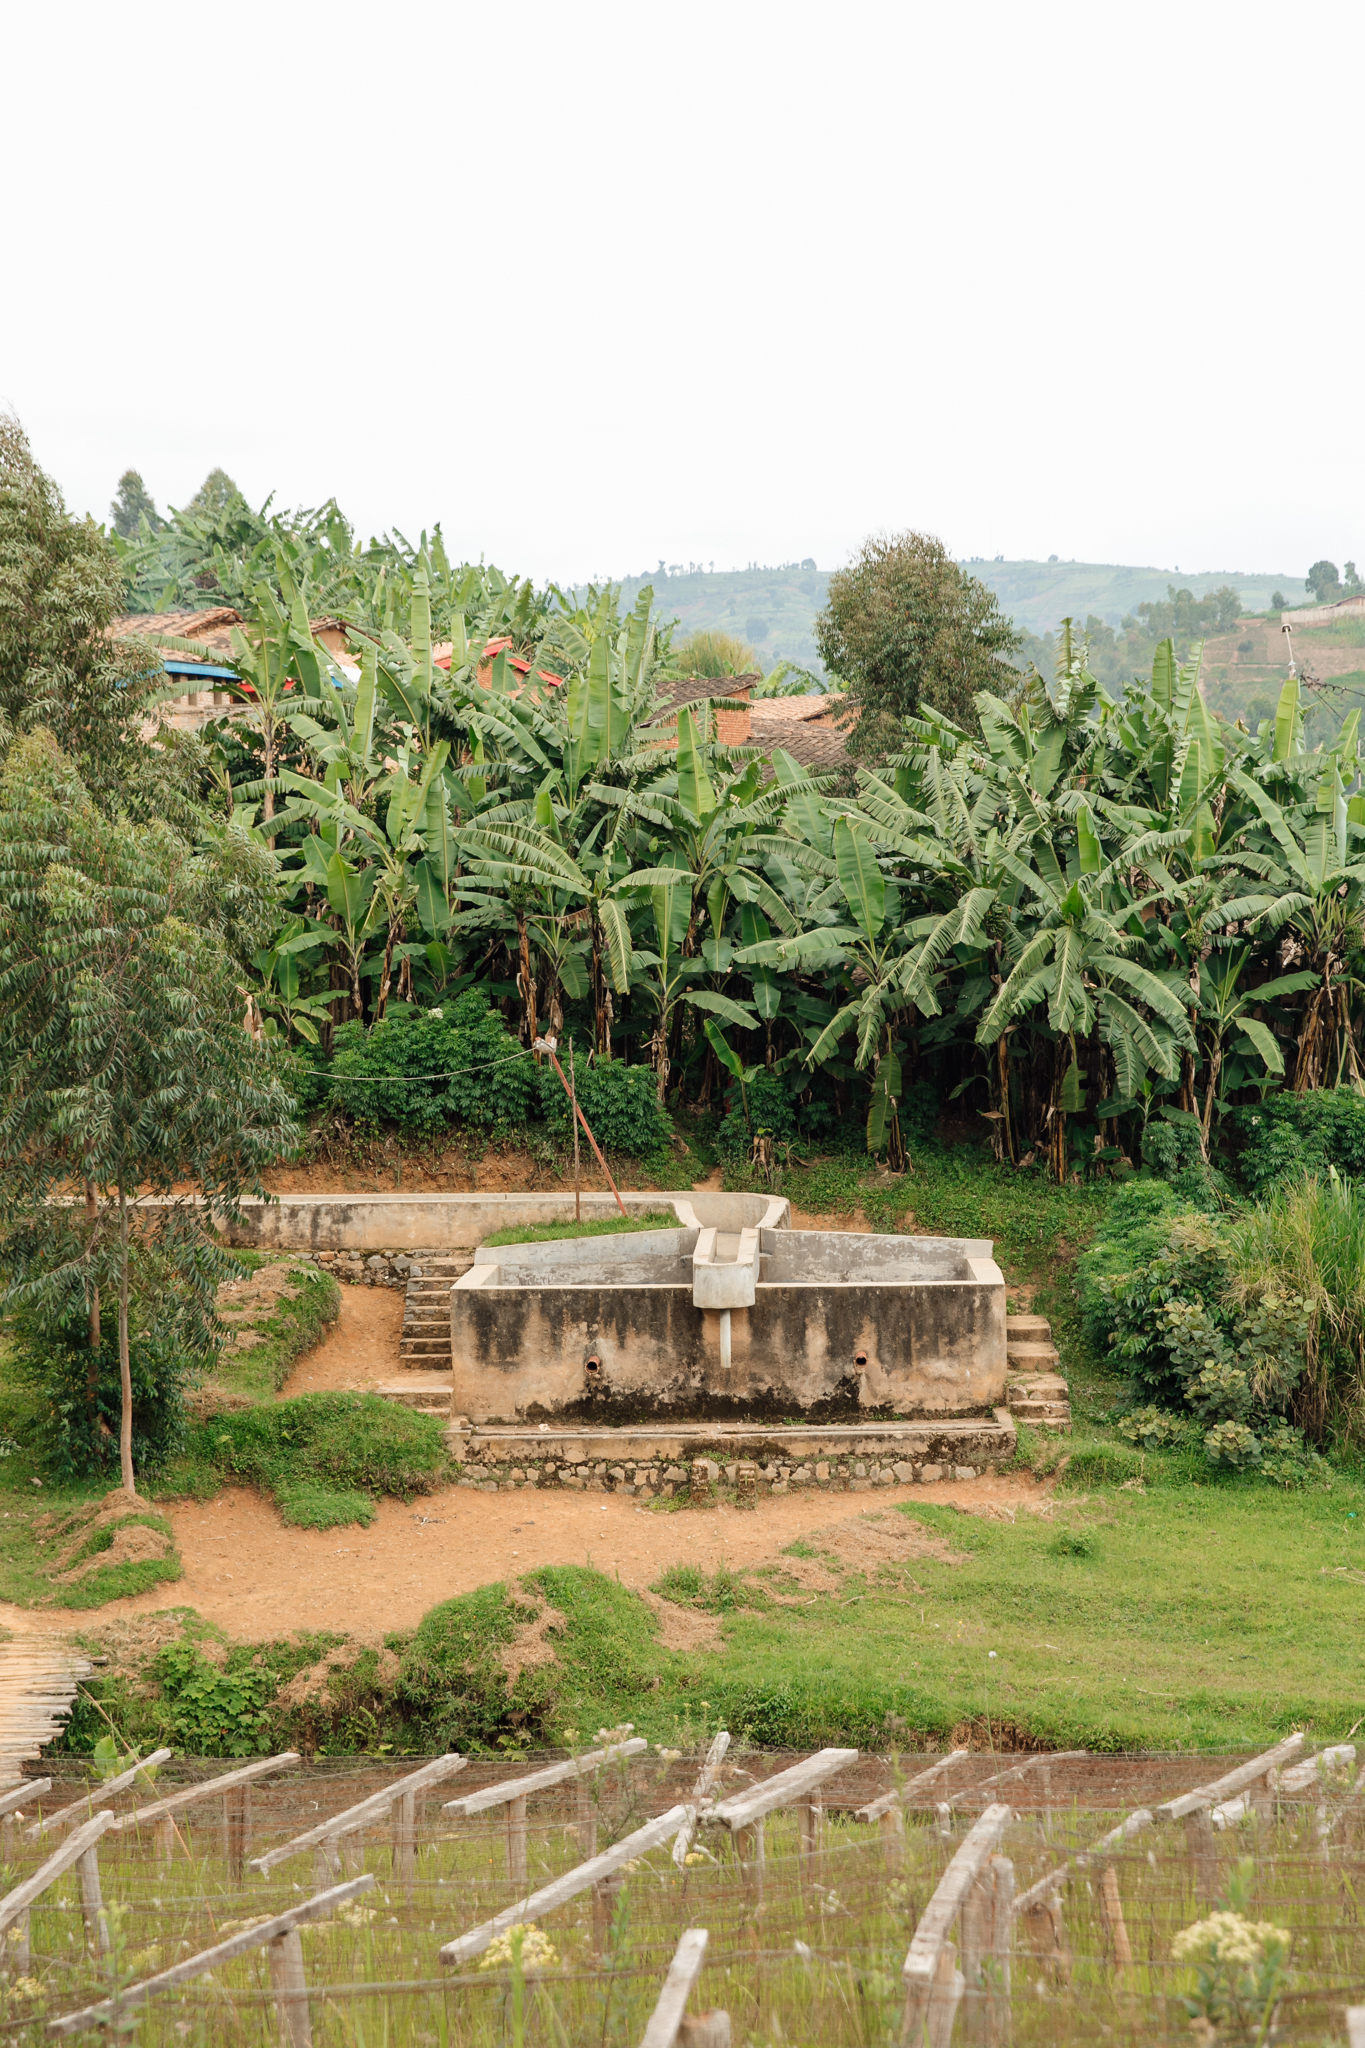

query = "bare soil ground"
[
  {"left": 279, "top": 1284, "right": 404, "bottom": 1395},
  {"left": 0, "top": 1473, "right": 1051, "bottom": 1645},
  {"left": 260, "top": 1141, "right": 679, "bottom": 1197}
]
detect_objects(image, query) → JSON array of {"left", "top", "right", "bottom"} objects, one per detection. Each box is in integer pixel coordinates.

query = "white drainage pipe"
[{"left": 719, "top": 1309, "right": 732, "bottom": 1370}]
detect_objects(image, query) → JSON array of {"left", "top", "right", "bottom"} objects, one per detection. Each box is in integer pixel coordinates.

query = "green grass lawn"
[{"left": 480, "top": 1211, "right": 678, "bottom": 1247}]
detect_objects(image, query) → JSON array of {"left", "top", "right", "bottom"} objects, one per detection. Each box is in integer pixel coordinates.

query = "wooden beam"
[
  {"left": 26, "top": 1754, "right": 172, "bottom": 1840},
  {"left": 112, "top": 1752, "right": 301, "bottom": 1831},
  {"left": 976, "top": 1750, "right": 1086, "bottom": 1792},
  {"left": 902, "top": 1804, "right": 1012, "bottom": 2035},
  {"left": 440, "top": 1804, "right": 688, "bottom": 1966},
  {"left": 706, "top": 1749, "right": 858, "bottom": 1832},
  {"left": 0, "top": 1778, "right": 50, "bottom": 1819},
  {"left": 640, "top": 1927, "right": 710, "bottom": 2048},
  {"left": 47, "top": 1876, "right": 375, "bottom": 2038},
  {"left": 1154, "top": 1733, "right": 1304, "bottom": 1821},
  {"left": 249, "top": 1753, "right": 465, "bottom": 1874},
  {"left": 673, "top": 1732, "right": 730, "bottom": 1867},
  {"left": 855, "top": 1752, "right": 968, "bottom": 1824},
  {"left": 442, "top": 1739, "right": 646, "bottom": 1818},
  {"left": 0, "top": 1810, "right": 114, "bottom": 1937}
]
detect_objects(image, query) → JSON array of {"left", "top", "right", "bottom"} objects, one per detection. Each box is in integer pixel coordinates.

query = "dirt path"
[
  {"left": 0, "top": 1473, "right": 1048, "bottom": 1645},
  {"left": 280, "top": 1283, "right": 404, "bottom": 1396}
]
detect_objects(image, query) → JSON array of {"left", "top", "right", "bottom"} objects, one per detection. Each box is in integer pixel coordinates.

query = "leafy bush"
[
  {"left": 177, "top": 1392, "right": 448, "bottom": 1524},
  {"left": 324, "top": 993, "right": 533, "bottom": 1135},
  {"left": 1203, "top": 1419, "right": 1260, "bottom": 1469},
  {"left": 1232, "top": 1090, "right": 1365, "bottom": 1197},
  {"left": 1116, "top": 1405, "right": 1194, "bottom": 1451},
  {"left": 1077, "top": 1178, "right": 1188, "bottom": 1348},
  {"left": 717, "top": 1070, "right": 798, "bottom": 1159},
  {"left": 536, "top": 1057, "right": 672, "bottom": 1158},
  {"left": 9, "top": 1316, "right": 195, "bottom": 1481},
  {"left": 154, "top": 1639, "right": 274, "bottom": 1755}
]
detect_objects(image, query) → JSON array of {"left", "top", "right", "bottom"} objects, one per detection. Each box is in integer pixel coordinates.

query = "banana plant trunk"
[
  {"left": 117, "top": 1184, "right": 133, "bottom": 1495},
  {"left": 515, "top": 909, "right": 538, "bottom": 1051}
]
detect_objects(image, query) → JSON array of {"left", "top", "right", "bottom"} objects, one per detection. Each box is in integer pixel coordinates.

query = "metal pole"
[
  {"left": 570, "top": 1038, "right": 581, "bottom": 1223},
  {"left": 534, "top": 1036, "right": 628, "bottom": 1218}
]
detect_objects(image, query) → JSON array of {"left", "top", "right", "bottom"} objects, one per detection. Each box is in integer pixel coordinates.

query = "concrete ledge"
[
  {"left": 221, "top": 1191, "right": 789, "bottom": 1252},
  {"left": 450, "top": 1413, "right": 1017, "bottom": 1464}
]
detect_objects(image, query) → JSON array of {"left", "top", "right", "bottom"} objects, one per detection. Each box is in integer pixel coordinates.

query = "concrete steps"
[
  {"left": 397, "top": 1257, "right": 472, "bottom": 1370},
  {"left": 1005, "top": 1312, "right": 1070, "bottom": 1431},
  {"left": 379, "top": 1374, "right": 453, "bottom": 1416}
]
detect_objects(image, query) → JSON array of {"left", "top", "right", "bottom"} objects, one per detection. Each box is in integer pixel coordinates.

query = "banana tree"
[
  {"left": 284, "top": 738, "right": 453, "bottom": 1020},
  {"left": 1218, "top": 756, "right": 1365, "bottom": 1092},
  {"left": 1190, "top": 947, "right": 1319, "bottom": 1142},
  {"left": 974, "top": 811, "right": 1197, "bottom": 1178}
]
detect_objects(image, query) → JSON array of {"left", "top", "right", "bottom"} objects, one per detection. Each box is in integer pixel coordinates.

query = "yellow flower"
[
  {"left": 479, "top": 1925, "right": 559, "bottom": 1973},
  {"left": 1171, "top": 1911, "right": 1291, "bottom": 1970}
]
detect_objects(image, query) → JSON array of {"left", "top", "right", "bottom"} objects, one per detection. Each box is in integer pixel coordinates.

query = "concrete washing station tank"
[{"left": 449, "top": 1194, "right": 1006, "bottom": 1426}]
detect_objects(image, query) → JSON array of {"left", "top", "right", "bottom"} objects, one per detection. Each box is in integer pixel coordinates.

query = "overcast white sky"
[{"left": 3, "top": 0, "right": 1359, "bottom": 585}]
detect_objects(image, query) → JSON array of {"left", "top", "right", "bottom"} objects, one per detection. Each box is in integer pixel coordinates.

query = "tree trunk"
[
  {"left": 1199, "top": 1038, "right": 1222, "bottom": 1153},
  {"left": 590, "top": 914, "right": 610, "bottom": 1060},
  {"left": 85, "top": 1178, "right": 100, "bottom": 1433},
  {"left": 261, "top": 723, "right": 276, "bottom": 848},
  {"left": 376, "top": 912, "right": 402, "bottom": 1021},
  {"left": 515, "top": 909, "right": 538, "bottom": 1051},
  {"left": 117, "top": 1185, "right": 134, "bottom": 1495}
]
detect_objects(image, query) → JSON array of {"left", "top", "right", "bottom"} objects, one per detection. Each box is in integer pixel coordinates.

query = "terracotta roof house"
[
  {"left": 645, "top": 673, "right": 760, "bottom": 748},
  {"left": 748, "top": 690, "right": 854, "bottom": 772},
  {"left": 110, "top": 607, "right": 247, "bottom": 731},
  {"left": 431, "top": 635, "right": 565, "bottom": 698}
]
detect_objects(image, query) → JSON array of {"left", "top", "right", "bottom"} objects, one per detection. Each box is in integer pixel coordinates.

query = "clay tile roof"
[
  {"left": 111, "top": 607, "right": 243, "bottom": 659},
  {"left": 744, "top": 690, "right": 845, "bottom": 723},
  {"left": 750, "top": 701, "right": 854, "bottom": 771},
  {"left": 647, "top": 673, "right": 760, "bottom": 721}
]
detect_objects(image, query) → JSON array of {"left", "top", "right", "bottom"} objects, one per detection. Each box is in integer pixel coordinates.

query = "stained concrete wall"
[
  {"left": 219, "top": 1190, "right": 787, "bottom": 1251},
  {"left": 450, "top": 1232, "right": 1005, "bottom": 1425}
]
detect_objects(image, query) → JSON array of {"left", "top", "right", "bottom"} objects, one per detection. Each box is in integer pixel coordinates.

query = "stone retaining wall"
[
  {"left": 307, "top": 1248, "right": 428, "bottom": 1290},
  {"left": 452, "top": 1450, "right": 985, "bottom": 1498}
]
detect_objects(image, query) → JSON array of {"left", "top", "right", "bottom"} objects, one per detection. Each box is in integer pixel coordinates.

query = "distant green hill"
[
  {"left": 957, "top": 559, "right": 1305, "bottom": 634},
  {"left": 589, "top": 559, "right": 1308, "bottom": 678},
  {"left": 603, "top": 564, "right": 828, "bottom": 674}
]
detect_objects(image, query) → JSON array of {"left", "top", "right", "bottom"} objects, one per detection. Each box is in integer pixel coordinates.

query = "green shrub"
[
  {"left": 717, "top": 1071, "right": 799, "bottom": 1160},
  {"left": 1055, "top": 1442, "right": 1145, "bottom": 1489},
  {"left": 1232, "top": 1091, "right": 1365, "bottom": 1197},
  {"left": 179, "top": 1392, "right": 448, "bottom": 1523},
  {"left": 1049, "top": 1529, "right": 1098, "bottom": 1558},
  {"left": 9, "top": 1318, "right": 194, "bottom": 1482},
  {"left": 536, "top": 1057, "right": 672, "bottom": 1157},
  {"left": 1077, "top": 1178, "right": 1187, "bottom": 1347},
  {"left": 154, "top": 1639, "right": 274, "bottom": 1755},
  {"left": 1115, "top": 1406, "right": 1194, "bottom": 1451},
  {"left": 324, "top": 993, "right": 533, "bottom": 1135},
  {"left": 398, "top": 1582, "right": 558, "bottom": 1750}
]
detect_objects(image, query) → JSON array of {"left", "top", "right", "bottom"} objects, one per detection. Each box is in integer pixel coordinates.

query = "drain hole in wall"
[
  {"left": 585, "top": 1356, "right": 602, "bottom": 1373},
  {"left": 855, "top": 1351, "right": 868, "bottom": 1367}
]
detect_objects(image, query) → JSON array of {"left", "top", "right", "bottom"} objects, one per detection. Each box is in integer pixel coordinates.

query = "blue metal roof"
[{"left": 162, "top": 660, "right": 240, "bottom": 681}]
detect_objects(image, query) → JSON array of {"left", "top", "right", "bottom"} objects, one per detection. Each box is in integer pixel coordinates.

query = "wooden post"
[
  {"left": 155, "top": 1814, "right": 174, "bottom": 1868},
  {"left": 340, "top": 1833, "right": 364, "bottom": 1879},
  {"left": 733, "top": 1819, "right": 764, "bottom": 1894},
  {"left": 987, "top": 1857, "right": 1013, "bottom": 2047},
  {"left": 1184, "top": 1805, "right": 1217, "bottom": 1902},
  {"left": 678, "top": 2018, "right": 731, "bottom": 2048},
  {"left": 1098, "top": 1864, "right": 1132, "bottom": 1970},
  {"left": 570, "top": 1039, "right": 580, "bottom": 1223},
  {"left": 268, "top": 1926, "right": 312, "bottom": 2048},
  {"left": 924, "top": 1941, "right": 963, "bottom": 2048},
  {"left": 592, "top": 1873, "right": 623, "bottom": 1954},
  {"left": 77, "top": 1846, "right": 110, "bottom": 1957},
  {"left": 10, "top": 1908, "right": 29, "bottom": 1971},
  {"left": 224, "top": 1783, "right": 251, "bottom": 1882},
  {"left": 880, "top": 1804, "right": 906, "bottom": 1870},
  {"left": 507, "top": 1794, "right": 529, "bottom": 1889},
  {"left": 1247, "top": 1766, "right": 1278, "bottom": 1821},
  {"left": 393, "top": 1790, "right": 416, "bottom": 1895},
  {"left": 935, "top": 1802, "right": 953, "bottom": 1839},
  {"left": 576, "top": 1777, "right": 597, "bottom": 1859},
  {"left": 797, "top": 1796, "right": 822, "bottom": 1869},
  {"left": 959, "top": 1871, "right": 992, "bottom": 2045},
  {"left": 314, "top": 1839, "right": 341, "bottom": 1887}
]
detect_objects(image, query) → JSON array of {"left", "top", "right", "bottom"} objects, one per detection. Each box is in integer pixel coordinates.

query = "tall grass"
[
  {"left": 7, "top": 1753, "right": 1365, "bottom": 2045},
  {"left": 1226, "top": 1170, "right": 1365, "bottom": 1441}
]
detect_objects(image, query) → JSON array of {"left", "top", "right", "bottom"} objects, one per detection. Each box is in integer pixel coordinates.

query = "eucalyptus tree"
[{"left": 0, "top": 734, "right": 296, "bottom": 1488}]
